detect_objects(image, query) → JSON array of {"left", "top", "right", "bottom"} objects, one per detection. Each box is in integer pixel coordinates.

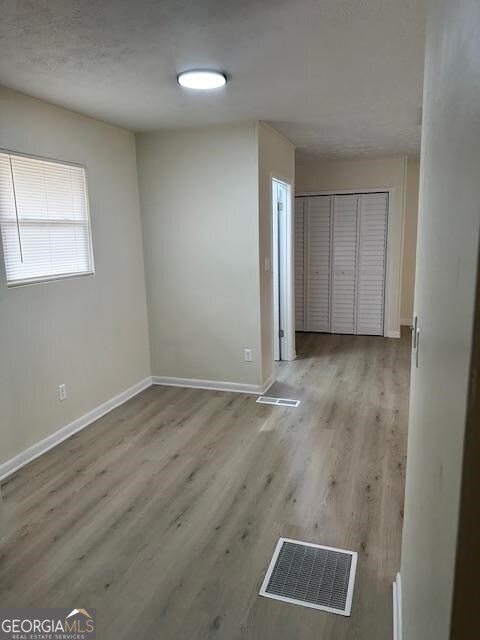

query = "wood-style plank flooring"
[{"left": 0, "top": 331, "right": 411, "bottom": 639}]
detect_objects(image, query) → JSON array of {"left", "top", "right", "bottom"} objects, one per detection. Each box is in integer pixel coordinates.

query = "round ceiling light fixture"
[{"left": 177, "top": 69, "right": 227, "bottom": 90}]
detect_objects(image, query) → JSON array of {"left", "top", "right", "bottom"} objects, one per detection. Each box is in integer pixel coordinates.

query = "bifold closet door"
[
  {"left": 296, "top": 192, "right": 387, "bottom": 336},
  {"left": 305, "top": 196, "right": 332, "bottom": 332},
  {"left": 331, "top": 194, "right": 359, "bottom": 334},
  {"left": 294, "top": 198, "right": 305, "bottom": 331},
  {"left": 356, "top": 193, "right": 388, "bottom": 335}
]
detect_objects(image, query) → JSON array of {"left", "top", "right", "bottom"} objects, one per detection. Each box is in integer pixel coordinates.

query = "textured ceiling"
[{"left": 0, "top": 0, "right": 425, "bottom": 159}]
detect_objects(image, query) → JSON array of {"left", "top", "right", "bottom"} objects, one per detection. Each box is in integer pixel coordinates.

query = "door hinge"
[
  {"left": 277, "top": 202, "right": 284, "bottom": 212},
  {"left": 279, "top": 329, "right": 285, "bottom": 338}
]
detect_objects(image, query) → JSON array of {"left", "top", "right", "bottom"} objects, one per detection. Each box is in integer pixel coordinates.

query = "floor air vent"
[
  {"left": 260, "top": 538, "right": 357, "bottom": 616},
  {"left": 256, "top": 397, "right": 300, "bottom": 407}
]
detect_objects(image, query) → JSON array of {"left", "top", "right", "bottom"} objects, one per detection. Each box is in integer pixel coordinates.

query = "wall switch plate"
[
  {"left": 244, "top": 348, "right": 253, "bottom": 362},
  {"left": 58, "top": 384, "right": 67, "bottom": 401}
]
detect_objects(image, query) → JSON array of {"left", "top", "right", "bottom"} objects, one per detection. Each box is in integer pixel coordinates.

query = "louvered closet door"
[
  {"left": 356, "top": 193, "right": 388, "bottom": 335},
  {"left": 331, "top": 195, "right": 359, "bottom": 334},
  {"left": 306, "top": 196, "right": 332, "bottom": 332},
  {"left": 294, "top": 198, "right": 305, "bottom": 331}
]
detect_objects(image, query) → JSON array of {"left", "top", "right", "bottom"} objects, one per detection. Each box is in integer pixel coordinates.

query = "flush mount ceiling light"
[{"left": 177, "top": 69, "right": 227, "bottom": 90}]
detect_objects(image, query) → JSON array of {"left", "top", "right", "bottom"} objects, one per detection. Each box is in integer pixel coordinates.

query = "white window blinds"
[{"left": 0, "top": 151, "right": 94, "bottom": 286}]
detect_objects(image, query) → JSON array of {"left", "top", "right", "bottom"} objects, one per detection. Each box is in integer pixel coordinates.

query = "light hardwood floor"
[{"left": 0, "top": 331, "right": 411, "bottom": 639}]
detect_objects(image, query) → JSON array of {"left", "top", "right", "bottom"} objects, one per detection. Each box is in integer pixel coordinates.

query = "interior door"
[
  {"left": 296, "top": 191, "right": 388, "bottom": 336},
  {"left": 294, "top": 197, "right": 305, "bottom": 331},
  {"left": 305, "top": 195, "right": 332, "bottom": 332},
  {"left": 356, "top": 193, "right": 388, "bottom": 335},
  {"left": 272, "top": 180, "right": 288, "bottom": 360},
  {"left": 331, "top": 194, "right": 359, "bottom": 334}
]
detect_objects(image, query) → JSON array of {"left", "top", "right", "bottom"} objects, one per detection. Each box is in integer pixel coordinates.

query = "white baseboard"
[
  {"left": 0, "top": 372, "right": 275, "bottom": 482},
  {"left": 0, "top": 377, "right": 152, "bottom": 482},
  {"left": 393, "top": 572, "right": 402, "bottom": 640},
  {"left": 152, "top": 375, "right": 271, "bottom": 395},
  {"left": 400, "top": 318, "right": 412, "bottom": 326},
  {"left": 261, "top": 373, "right": 275, "bottom": 395},
  {"left": 386, "top": 330, "right": 401, "bottom": 338}
]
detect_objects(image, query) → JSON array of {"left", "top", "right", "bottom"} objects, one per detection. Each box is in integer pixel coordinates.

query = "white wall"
[
  {"left": 258, "top": 123, "right": 295, "bottom": 385},
  {"left": 401, "top": 158, "right": 420, "bottom": 324},
  {"left": 0, "top": 87, "right": 151, "bottom": 466},
  {"left": 296, "top": 156, "right": 407, "bottom": 336},
  {"left": 136, "top": 123, "right": 264, "bottom": 389},
  {"left": 400, "top": 0, "right": 480, "bottom": 637}
]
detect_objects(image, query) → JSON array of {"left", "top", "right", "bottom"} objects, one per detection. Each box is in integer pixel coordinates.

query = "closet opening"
[
  {"left": 272, "top": 177, "right": 295, "bottom": 362},
  {"left": 295, "top": 190, "right": 390, "bottom": 339}
]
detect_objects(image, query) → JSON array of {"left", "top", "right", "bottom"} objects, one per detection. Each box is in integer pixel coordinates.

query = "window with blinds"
[{"left": 0, "top": 151, "right": 94, "bottom": 287}]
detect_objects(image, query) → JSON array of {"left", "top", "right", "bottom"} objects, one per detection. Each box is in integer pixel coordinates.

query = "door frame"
[
  {"left": 296, "top": 188, "right": 394, "bottom": 338},
  {"left": 271, "top": 174, "right": 295, "bottom": 361}
]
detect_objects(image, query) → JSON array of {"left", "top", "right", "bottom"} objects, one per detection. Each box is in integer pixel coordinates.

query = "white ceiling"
[{"left": 0, "top": 0, "right": 425, "bottom": 159}]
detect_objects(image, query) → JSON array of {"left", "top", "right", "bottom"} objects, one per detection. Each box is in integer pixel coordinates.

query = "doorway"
[
  {"left": 294, "top": 191, "right": 390, "bottom": 337},
  {"left": 272, "top": 177, "right": 294, "bottom": 361}
]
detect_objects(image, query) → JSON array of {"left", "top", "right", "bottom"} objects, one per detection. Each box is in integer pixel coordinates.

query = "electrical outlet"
[
  {"left": 58, "top": 384, "right": 67, "bottom": 401},
  {"left": 244, "top": 348, "right": 253, "bottom": 362}
]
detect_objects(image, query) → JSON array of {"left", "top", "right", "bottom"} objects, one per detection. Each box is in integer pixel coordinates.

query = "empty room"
[{"left": 0, "top": 1, "right": 479, "bottom": 639}]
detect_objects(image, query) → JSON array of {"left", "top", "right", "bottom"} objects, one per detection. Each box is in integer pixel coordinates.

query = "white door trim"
[
  {"left": 272, "top": 180, "right": 281, "bottom": 361},
  {"left": 272, "top": 175, "right": 295, "bottom": 361},
  {"left": 296, "top": 188, "right": 394, "bottom": 197},
  {"left": 393, "top": 572, "right": 403, "bottom": 640}
]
